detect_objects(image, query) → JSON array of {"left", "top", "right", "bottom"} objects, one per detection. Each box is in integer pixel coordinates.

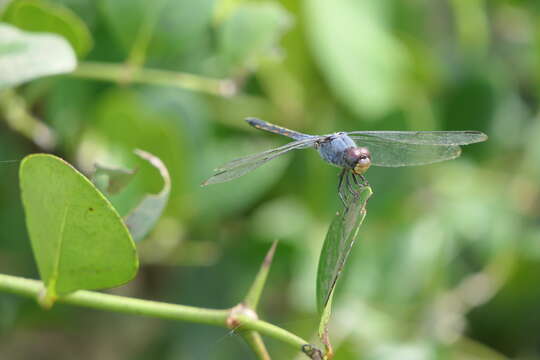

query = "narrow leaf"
[
  {"left": 124, "top": 149, "right": 171, "bottom": 242},
  {"left": 318, "top": 290, "right": 334, "bottom": 358},
  {"left": 0, "top": 23, "right": 76, "bottom": 89},
  {"left": 19, "top": 154, "right": 138, "bottom": 303},
  {"left": 316, "top": 187, "right": 372, "bottom": 354},
  {"left": 316, "top": 186, "right": 373, "bottom": 314}
]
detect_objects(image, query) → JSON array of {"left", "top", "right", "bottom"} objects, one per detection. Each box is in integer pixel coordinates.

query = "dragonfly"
[{"left": 202, "top": 118, "right": 487, "bottom": 205}]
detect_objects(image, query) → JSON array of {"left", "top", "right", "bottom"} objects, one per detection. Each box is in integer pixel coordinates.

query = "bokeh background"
[{"left": 1, "top": 0, "right": 539, "bottom": 359}]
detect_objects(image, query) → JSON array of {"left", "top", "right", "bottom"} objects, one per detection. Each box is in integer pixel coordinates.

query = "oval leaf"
[
  {"left": 3, "top": 0, "right": 93, "bottom": 57},
  {"left": 0, "top": 23, "right": 76, "bottom": 89},
  {"left": 19, "top": 154, "right": 138, "bottom": 300}
]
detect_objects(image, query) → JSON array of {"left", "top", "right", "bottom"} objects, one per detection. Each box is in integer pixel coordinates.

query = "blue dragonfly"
[{"left": 203, "top": 118, "right": 487, "bottom": 205}]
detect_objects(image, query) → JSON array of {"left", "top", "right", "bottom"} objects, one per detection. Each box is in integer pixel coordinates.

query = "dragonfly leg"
[
  {"left": 352, "top": 173, "right": 362, "bottom": 188},
  {"left": 348, "top": 172, "right": 362, "bottom": 198},
  {"left": 359, "top": 174, "right": 370, "bottom": 187},
  {"left": 337, "top": 169, "right": 347, "bottom": 208},
  {"left": 345, "top": 171, "right": 357, "bottom": 199}
]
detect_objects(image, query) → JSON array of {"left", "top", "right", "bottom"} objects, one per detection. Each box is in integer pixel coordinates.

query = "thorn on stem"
[{"left": 263, "top": 240, "right": 278, "bottom": 268}]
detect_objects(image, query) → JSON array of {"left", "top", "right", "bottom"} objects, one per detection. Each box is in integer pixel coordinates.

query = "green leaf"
[
  {"left": 316, "top": 186, "right": 372, "bottom": 315},
  {"left": 305, "top": 0, "right": 408, "bottom": 118},
  {"left": 89, "top": 87, "right": 206, "bottom": 218},
  {"left": 0, "top": 23, "right": 76, "bottom": 89},
  {"left": 90, "top": 149, "right": 171, "bottom": 242},
  {"left": 92, "top": 163, "right": 137, "bottom": 196},
  {"left": 218, "top": 2, "right": 292, "bottom": 72},
  {"left": 19, "top": 154, "right": 138, "bottom": 302},
  {"left": 99, "top": 0, "right": 214, "bottom": 61},
  {"left": 124, "top": 149, "right": 171, "bottom": 242},
  {"left": 318, "top": 289, "right": 334, "bottom": 356},
  {"left": 316, "top": 186, "right": 372, "bottom": 351},
  {"left": 2, "top": 0, "right": 93, "bottom": 57},
  {"left": 98, "top": 0, "right": 143, "bottom": 51}
]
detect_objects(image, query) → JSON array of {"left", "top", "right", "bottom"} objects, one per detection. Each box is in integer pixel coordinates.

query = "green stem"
[
  {"left": 0, "top": 273, "right": 226, "bottom": 325},
  {"left": 235, "top": 314, "right": 307, "bottom": 349},
  {"left": 241, "top": 331, "right": 271, "bottom": 360},
  {"left": 0, "top": 273, "right": 308, "bottom": 352},
  {"left": 125, "top": 0, "right": 167, "bottom": 69},
  {"left": 70, "top": 62, "right": 237, "bottom": 97},
  {"left": 0, "top": 89, "right": 56, "bottom": 150}
]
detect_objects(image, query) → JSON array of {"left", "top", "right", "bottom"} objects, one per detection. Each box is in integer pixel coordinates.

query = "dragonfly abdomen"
[{"left": 246, "top": 118, "right": 310, "bottom": 140}]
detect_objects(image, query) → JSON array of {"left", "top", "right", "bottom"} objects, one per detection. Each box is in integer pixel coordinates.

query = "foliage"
[
  {"left": 1, "top": 0, "right": 540, "bottom": 359},
  {"left": 19, "top": 154, "right": 137, "bottom": 303},
  {"left": 0, "top": 23, "right": 75, "bottom": 89}
]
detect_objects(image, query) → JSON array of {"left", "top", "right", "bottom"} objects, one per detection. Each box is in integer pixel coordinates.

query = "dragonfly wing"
[
  {"left": 351, "top": 138, "right": 462, "bottom": 167},
  {"left": 347, "top": 131, "right": 487, "bottom": 145},
  {"left": 202, "top": 137, "right": 318, "bottom": 185}
]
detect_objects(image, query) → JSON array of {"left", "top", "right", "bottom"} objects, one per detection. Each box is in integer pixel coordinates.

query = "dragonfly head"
[{"left": 345, "top": 147, "right": 371, "bottom": 175}]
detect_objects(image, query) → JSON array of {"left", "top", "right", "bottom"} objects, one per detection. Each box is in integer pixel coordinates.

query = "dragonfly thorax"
[
  {"left": 316, "top": 133, "right": 371, "bottom": 173},
  {"left": 344, "top": 147, "right": 371, "bottom": 175}
]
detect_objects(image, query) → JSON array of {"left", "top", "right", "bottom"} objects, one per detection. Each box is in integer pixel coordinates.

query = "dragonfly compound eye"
[{"left": 346, "top": 147, "right": 371, "bottom": 175}]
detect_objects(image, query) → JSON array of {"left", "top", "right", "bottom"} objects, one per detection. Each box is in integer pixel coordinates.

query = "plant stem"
[
  {"left": 125, "top": 0, "right": 167, "bottom": 69},
  {"left": 70, "top": 62, "right": 237, "bottom": 97},
  {"left": 235, "top": 314, "right": 307, "bottom": 349},
  {"left": 0, "top": 273, "right": 308, "bottom": 352},
  {"left": 241, "top": 331, "right": 271, "bottom": 360},
  {"left": 0, "top": 89, "right": 56, "bottom": 150}
]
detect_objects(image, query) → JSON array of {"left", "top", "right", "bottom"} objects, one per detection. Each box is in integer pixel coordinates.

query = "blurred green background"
[{"left": 1, "top": 0, "right": 539, "bottom": 359}]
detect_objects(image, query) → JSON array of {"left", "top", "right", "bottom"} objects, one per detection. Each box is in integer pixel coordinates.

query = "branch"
[
  {"left": 0, "top": 89, "right": 56, "bottom": 150},
  {"left": 242, "top": 331, "right": 271, "bottom": 360},
  {"left": 0, "top": 273, "right": 310, "bottom": 354},
  {"left": 70, "top": 62, "right": 237, "bottom": 97}
]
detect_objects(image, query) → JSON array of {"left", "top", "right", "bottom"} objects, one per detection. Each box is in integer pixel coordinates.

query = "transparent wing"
[
  {"left": 202, "top": 137, "right": 319, "bottom": 185},
  {"left": 353, "top": 138, "right": 463, "bottom": 167},
  {"left": 347, "top": 131, "right": 487, "bottom": 145}
]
